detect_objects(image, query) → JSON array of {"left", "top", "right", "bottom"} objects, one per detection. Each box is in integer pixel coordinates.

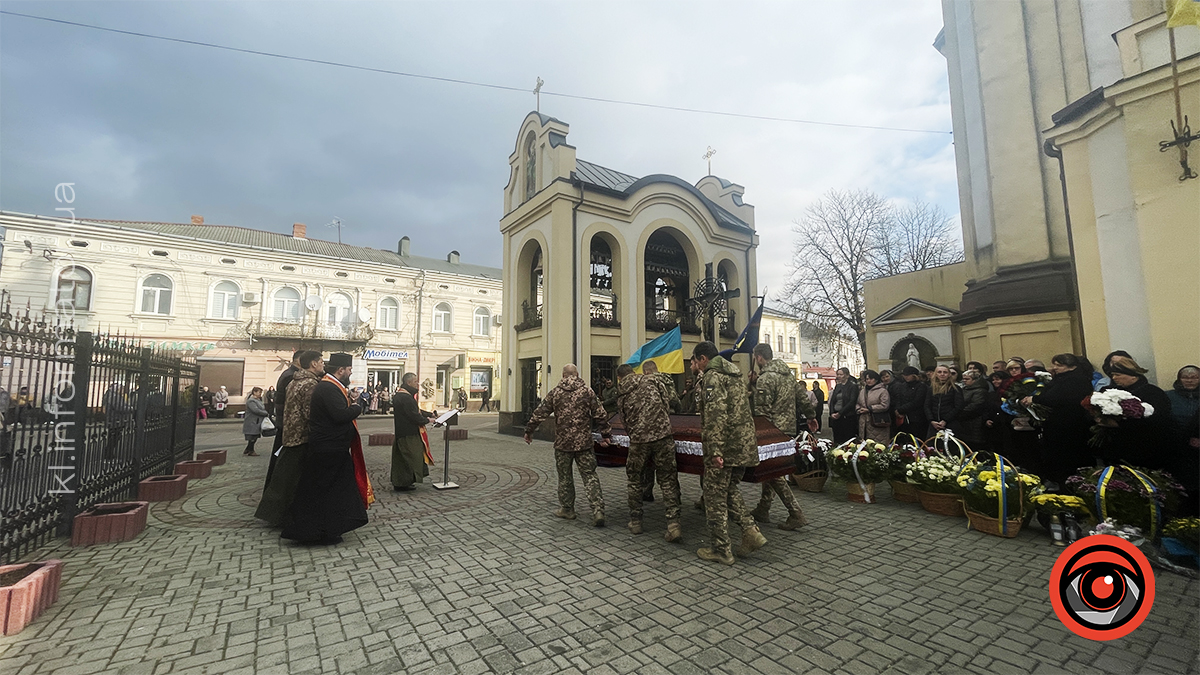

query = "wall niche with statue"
[{"left": 889, "top": 335, "right": 938, "bottom": 373}]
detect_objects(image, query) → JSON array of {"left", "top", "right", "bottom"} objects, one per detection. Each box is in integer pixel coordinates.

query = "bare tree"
[
  {"left": 872, "top": 201, "right": 963, "bottom": 277},
  {"left": 779, "top": 190, "right": 964, "bottom": 363}
]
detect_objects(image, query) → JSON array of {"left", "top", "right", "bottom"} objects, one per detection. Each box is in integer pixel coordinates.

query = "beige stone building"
[
  {"left": 0, "top": 211, "right": 503, "bottom": 412},
  {"left": 497, "top": 112, "right": 759, "bottom": 430},
  {"left": 864, "top": 1, "right": 1198, "bottom": 381},
  {"left": 761, "top": 306, "right": 864, "bottom": 379}
]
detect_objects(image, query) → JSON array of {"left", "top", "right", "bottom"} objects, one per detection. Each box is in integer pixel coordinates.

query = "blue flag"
[
  {"left": 718, "top": 302, "right": 764, "bottom": 359},
  {"left": 625, "top": 326, "right": 685, "bottom": 374}
]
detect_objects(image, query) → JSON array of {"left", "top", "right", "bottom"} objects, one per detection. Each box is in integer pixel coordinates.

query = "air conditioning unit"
[
  {"left": 241, "top": 292, "right": 261, "bottom": 304},
  {"left": 493, "top": 315, "right": 503, "bottom": 326}
]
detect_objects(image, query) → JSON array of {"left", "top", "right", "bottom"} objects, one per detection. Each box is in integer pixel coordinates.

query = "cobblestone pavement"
[{"left": 2, "top": 414, "right": 1198, "bottom": 674}]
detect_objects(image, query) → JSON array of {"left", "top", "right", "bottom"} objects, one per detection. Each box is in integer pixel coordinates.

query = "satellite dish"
[
  {"left": 304, "top": 295, "right": 322, "bottom": 311},
  {"left": 358, "top": 308, "right": 372, "bottom": 322}
]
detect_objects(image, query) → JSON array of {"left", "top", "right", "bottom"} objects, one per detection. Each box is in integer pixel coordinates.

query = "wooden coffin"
[{"left": 594, "top": 414, "right": 796, "bottom": 483}]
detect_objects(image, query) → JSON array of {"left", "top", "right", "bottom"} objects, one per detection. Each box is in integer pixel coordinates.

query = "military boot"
[
  {"left": 735, "top": 526, "right": 767, "bottom": 556},
  {"left": 779, "top": 510, "right": 808, "bottom": 531},
  {"left": 628, "top": 521, "right": 643, "bottom": 535},
  {"left": 664, "top": 522, "right": 682, "bottom": 543},
  {"left": 697, "top": 547, "right": 735, "bottom": 566},
  {"left": 593, "top": 513, "right": 606, "bottom": 528},
  {"left": 750, "top": 502, "right": 771, "bottom": 524},
  {"left": 554, "top": 508, "right": 577, "bottom": 520}
]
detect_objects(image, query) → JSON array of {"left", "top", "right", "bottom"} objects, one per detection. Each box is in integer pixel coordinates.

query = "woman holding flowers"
[
  {"left": 1027, "top": 354, "right": 1096, "bottom": 485},
  {"left": 925, "top": 365, "right": 964, "bottom": 440},
  {"left": 956, "top": 370, "right": 988, "bottom": 450},
  {"left": 1096, "top": 354, "right": 1176, "bottom": 470},
  {"left": 855, "top": 370, "right": 891, "bottom": 443}
]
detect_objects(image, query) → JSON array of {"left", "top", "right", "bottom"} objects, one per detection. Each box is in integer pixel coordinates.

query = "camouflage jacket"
[
  {"left": 650, "top": 372, "right": 682, "bottom": 413},
  {"left": 282, "top": 369, "right": 320, "bottom": 447},
  {"left": 525, "top": 375, "right": 612, "bottom": 452},
  {"left": 697, "top": 356, "right": 759, "bottom": 467},
  {"left": 616, "top": 374, "right": 673, "bottom": 444},
  {"left": 752, "top": 358, "right": 797, "bottom": 436}
]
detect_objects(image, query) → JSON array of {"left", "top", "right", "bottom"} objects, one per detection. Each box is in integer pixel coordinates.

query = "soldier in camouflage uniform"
[
  {"left": 748, "top": 343, "right": 808, "bottom": 530},
  {"left": 635, "top": 360, "right": 682, "bottom": 502},
  {"left": 524, "top": 365, "right": 612, "bottom": 527},
  {"left": 614, "top": 364, "right": 683, "bottom": 541},
  {"left": 691, "top": 341, "right": 768, "bottom": 565}
]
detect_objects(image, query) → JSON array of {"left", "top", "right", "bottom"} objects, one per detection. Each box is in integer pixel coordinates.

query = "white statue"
[{"left": 906, "top": 342, "right": 921, "bottom": 369}]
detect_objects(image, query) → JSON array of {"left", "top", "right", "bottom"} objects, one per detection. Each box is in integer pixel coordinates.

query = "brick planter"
[
  {"left": 71, "top": 502, "right": 149, "bottom": 547},
  {"left": 173, "top": 459, "right": 213, "bottom": 480},
  {"left": 368, "top": 433, "right": 394, "bottom": 446},
  {"left": 138, "top": 474, "right": 188, "bottom": 502},
  {"left": 446, "top": 429, "right": 469, "bottom": 441},
  {"left": 0, "top": 559, "right": 64, "bottom": 635},
  {"left": 195, "top": 450, "right": 227, "bottom": 466}
]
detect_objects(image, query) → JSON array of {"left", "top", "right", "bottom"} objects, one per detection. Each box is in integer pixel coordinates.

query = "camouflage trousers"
[
  {"left": 702, "top": 464, "right": 755, "bottom": 556},
  {"left": 756, "top": 476, "right": 803, "bottom": 516},
  {"left": 554, "top": 449, "right": 604, "bottom": 517},
  {"left": 626, "top": 436, "right": 681, "bottom": 523}
]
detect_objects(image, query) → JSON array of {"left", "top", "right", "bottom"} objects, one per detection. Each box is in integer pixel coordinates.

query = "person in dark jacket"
[
  {"left": 281, "top": 353, "right": 368, "bottom": 544},
  {"left": 925, "top": 366, "right": 964, "bottom": 441},
  {"left": 1094, "top": 354, "right": 1176, "bottom": 471},
  {"left": 895, "top": 367, "right": 930, "bottom": 441},
  {"left": 242, "top": 387, "right": 269, "bottom": 456},
  {"left": 265, "top": 351, "right": 303, "bottom": 488},
  {"left": 956, "top": 371, "right": 988, "bottom": 451},
  {"left": 1166, "top": 365, "right": 1199, "bottom": 515},
  {"left": 812, "top": 382, "right": 826, "bottom": 431},
  {"left": 391, "top": 372, "right": 436, "bottom": 490},
  {"left": 828, "top": 368, "right": 860, "bottom": 444},
  {"left": 1028, "top": 354, "right": 1095, "bottom": 484},
  {"left": 881, "top": 369, "right": 904, "bottom": 437}
]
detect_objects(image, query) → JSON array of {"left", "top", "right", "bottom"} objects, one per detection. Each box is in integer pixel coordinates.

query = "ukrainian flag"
[{"left": 625, "top": 326, "right": 684, "bottom": 374}]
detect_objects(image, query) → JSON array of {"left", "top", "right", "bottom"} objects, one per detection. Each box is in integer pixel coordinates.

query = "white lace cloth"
[{"left": 596, "top": 433, "right": 795, "bottom": 460}]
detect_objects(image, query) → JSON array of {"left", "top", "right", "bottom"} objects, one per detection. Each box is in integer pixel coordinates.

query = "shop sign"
[
  {"left": 363, "top": 348, "right": 409, "bottom": 360},
  {"left": 467, "top": 352, "right": 498, "bottom": 366}
]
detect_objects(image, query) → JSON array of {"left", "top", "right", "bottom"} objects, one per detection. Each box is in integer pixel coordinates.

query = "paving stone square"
[{"left": 1, "top": 414, "right": 1197, "bottom": 674}]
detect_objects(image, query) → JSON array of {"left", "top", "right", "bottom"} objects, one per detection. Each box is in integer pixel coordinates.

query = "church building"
[{"left": 497, "top": 113, "right": 759, "bottom": 431}]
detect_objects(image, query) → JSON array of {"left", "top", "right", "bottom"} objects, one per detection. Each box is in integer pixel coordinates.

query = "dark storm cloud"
[{"left": 1, "top": 0, "right": 957, "bottom": 285}]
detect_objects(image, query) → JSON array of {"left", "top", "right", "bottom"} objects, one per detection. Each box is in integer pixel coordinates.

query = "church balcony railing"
[
  {"left": 245, "top": 317, "right": 374, "bottom": 343},
  {"left": 515, "top": 302, "right": 543, "bottom": 333},
  {"left": 646, "top": 307, "right": 701, "bottom": 335},
  {"left": 718, "top": 309, "right": 738, "bottom": 339},
  {"left": 589, "top": 299, "right": 620, "bottom": 328}
]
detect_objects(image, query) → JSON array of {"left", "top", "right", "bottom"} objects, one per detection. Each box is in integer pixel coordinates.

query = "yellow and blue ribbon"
[
  {"left": 996, "top": 454, "right": 1009, "bottom": 535},
  {"left": 1126, "top": 467, "right": 1162, "bottom": 541}
]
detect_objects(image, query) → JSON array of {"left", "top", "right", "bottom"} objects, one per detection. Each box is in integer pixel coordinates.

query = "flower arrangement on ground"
[
  {"left": 826, "top": 439, "right": 892, "bottom": 484},
  {"left": 905, "top": 455, "right": 967, "bottom": 494},
  {"left": 1088, "top": 518, "right": 1145, "bottom": 544},
  {"left": 1065, "top": 465, "right": 1187, "bottom": 540},
  {"left": 795, "top": 434, "right": 831, "bottom": 474},
  {"left": 1029, "top": 493, "right": 1092, "bottom": 519},
  {"left": 956, "top": 460, "right": 1043, "bottom": 520},
  {"left": 1164, "top": 517, "right": 1199, "bottom": 551},
  {"left": 1001, "top": 371, "right": 1053, "bottom": 421},
  {"left": 1083, "top": 389, "right": 1156, "bottom": 448},
  {"left": 885, "top": 436, "right": 924, "bottom": 481}
]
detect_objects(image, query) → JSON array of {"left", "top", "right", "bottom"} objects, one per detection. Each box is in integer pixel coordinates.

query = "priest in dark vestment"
[
  {"left": 264, "top": 350, "right": 303, "bottom": 488},
  {"left": 391, "top": 372, "right": 435, "bottom": 491},
  {"left": 281, "top": 353, "right": 369, "bottom": 544},
  {"left": 255, "top": 350, "right": 324, "bottom": 526}
]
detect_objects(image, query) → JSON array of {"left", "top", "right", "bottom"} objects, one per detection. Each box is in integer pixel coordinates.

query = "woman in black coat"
[
  {"left": 1094, "top": 354, "right": 1176, "bottom": 471},
  {"left": 925, "top": 365, "right": 964, "bottom": 440},
  {"left": 1028, "top": 354, "right": 1095, "bottom": 484},
  {"left": 828, "top": 368, "right": 860, "bottom": 444}
]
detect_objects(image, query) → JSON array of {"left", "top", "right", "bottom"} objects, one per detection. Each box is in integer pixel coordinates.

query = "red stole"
[
  {"left": 323, "top": 374, "right": 375, "bottom": 508},
  {"left": 405, "top": 388, "right": 435, "bottom": 466}
]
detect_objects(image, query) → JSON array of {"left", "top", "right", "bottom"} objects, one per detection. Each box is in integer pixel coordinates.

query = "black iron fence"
[{"left": 1, "top": 308, "right": 198, "bottom": 563}]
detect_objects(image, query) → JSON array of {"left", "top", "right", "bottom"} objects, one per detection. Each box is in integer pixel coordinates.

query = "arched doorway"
[{"left": 644, "top": 230, "right": 698, "bottom": 334}]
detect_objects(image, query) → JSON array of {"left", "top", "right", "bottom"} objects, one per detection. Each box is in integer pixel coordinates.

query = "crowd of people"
[{"left": 823, "top": 352, "right": 1198, "bottom": 510}]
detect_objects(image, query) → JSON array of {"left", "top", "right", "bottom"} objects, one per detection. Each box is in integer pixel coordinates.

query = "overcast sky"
[{"left": 0, "top": 0, "right": 957, "bottom": 295}]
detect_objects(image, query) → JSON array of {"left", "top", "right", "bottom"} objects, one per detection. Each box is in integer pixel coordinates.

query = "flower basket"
[
  {"left": 1065, "top": 465, "right": 1187, "bottom": 541},
  {"left": 890, "top": 479, "right": 920, "bottom": 503},
  {"left": 917, "top": 490, "right": 964, "bottom": 517},
  {"left": 966, "top": 509, "right": 1023, "bottom": 538},
  {"left": 847, "top": 482, "right": 876, "bottom": 504},
  {"left": 791, "top": 470, "right": 827, "bottom": 492}
]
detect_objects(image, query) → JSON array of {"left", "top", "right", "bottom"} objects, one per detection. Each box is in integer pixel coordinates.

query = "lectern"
[{"left": 432, "top": 409, "right": 460, "bottom": 490}]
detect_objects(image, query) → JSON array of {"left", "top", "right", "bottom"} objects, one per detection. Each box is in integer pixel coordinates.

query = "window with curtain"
[
  {"left": 777, "top": 335, "right": 784, "bottom": 354},
  {"left": 789, "top": 337, "right": 797, "bottom": 354},
  {"left": 433, "top": 302, "right": 452, "bottom": 332},
  {"left": 273, "top": 288, "right": 302, "bottom": 322},
  {"left": 379, "top": 297, "right": 399, "bottom": 330},
  {"left": 139, "top": 274, "right": 173, "bottom": 315},
  {"left": 326, "top": 293, "right": 353, "bottom": 328},
  {"left": 473, "top": 307, "right": 491, "bottom": 336},
  {"left": 56, "top": 266, "right": 93, "bottom": 311},
  {"left": 211, "top": 281, "right": 240, "bottom": 319}
]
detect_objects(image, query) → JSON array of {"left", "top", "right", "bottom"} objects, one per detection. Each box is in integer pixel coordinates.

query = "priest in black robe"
[{"left": 281, "top": 353, "right": 368, "bottom": 544}]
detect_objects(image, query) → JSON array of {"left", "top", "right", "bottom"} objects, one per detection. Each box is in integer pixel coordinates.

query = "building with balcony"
[
  {"left": 761, "top": 305, "right": 865, "bottom": 395},
  {"left": 498, "top": 112, "right": 760, "bottom": 431},
  {"left": 0, "top": 212, "right": 502, "bottom": 412}
]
